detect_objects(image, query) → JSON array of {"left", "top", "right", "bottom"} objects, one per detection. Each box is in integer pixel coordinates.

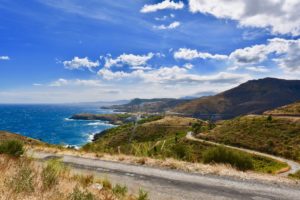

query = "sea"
[{"left": 0, "top": 104, "right": 115, "bottom": 147}]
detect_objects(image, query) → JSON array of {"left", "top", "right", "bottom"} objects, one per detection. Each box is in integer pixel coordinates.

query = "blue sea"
[{"left": 0, "top": 104, "right": 115, "bottom": 147}]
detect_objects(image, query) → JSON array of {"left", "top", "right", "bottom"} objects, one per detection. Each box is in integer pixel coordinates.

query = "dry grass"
[
  {"left": 28, "top": 146, "right": 300, "bottom": 186},
  {"left": 143, "top": 116, "right": 199, "bottom": 127},
  {"left": 0, "top": 154, "right": 139, "bottom": 200}
]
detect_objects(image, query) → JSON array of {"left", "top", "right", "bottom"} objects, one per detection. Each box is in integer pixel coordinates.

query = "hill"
[
  {"left": 264, "top": 101, "right": 300, "bottom": 116},
  {"left": 102, "top": 98, "right": 190, "bottom": 113},
  {"left": 0, "top": 131, "right": 43, "bottom": 145},
  {"left": 197, "top": 115, "right": 300, "bottom": 161},
  {"left": 172, "top": 78, "right": 300, "bottom": 120},
  {"left": 83, "top": 116, "right": 287, "bottom": 174}
]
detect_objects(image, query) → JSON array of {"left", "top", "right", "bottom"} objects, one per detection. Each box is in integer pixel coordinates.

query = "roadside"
[{"left": 29, "top": 150, "right": 300, "bottom": 200}]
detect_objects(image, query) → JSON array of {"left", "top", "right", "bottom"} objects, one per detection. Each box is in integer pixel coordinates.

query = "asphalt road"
[{"left": 31, "top": 151, "right": 300, "bottom": 200}]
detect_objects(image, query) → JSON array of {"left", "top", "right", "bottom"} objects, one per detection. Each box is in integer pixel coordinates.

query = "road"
[
  {"left": 30, "top": 151, "right": 300, "bottom": 200},
  {"left": 186, "top": 132, "right": 300, "bottom": 176}
]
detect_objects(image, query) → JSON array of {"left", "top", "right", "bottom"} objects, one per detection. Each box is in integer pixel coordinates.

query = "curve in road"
[{"left": 186, "top": 131, "right": 300, "bottom": 176}]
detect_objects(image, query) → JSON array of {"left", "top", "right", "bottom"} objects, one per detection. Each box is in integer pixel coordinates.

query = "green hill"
[
  {"left": 198, "top": 115, "right": 300, "bottom": 161},
  {"left": 83, "top": 116, "right": 288, "bottom": 173}
]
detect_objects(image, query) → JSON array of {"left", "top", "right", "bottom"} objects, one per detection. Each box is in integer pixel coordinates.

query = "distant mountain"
[
  {"left": 67, "top": 100, "right": 130, "bottom": 107},
  {"left": 103, "top": 98, "right": 191, "bottom": 113},
  {"left": 172, "top": 78, "right": 300, "bottom": 119}
]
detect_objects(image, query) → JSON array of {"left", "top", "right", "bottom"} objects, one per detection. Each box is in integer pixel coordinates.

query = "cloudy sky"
[{"left": 1, "top": 0, "right": 300, "bottom": 103}]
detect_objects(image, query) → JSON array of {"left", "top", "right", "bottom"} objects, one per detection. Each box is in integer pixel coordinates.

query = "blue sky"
[{"left": 0, "top": 0, "right": 300, "bottom": 103}]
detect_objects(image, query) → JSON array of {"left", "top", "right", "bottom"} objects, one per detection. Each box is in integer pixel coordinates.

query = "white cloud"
[
  {"left": 189, "top": 0, "right": 300, "bottom": 36},
  {"left": 229, "top": 38, "right": 300, "bottom": 72},
  {"left": 183, "top": 63, "right": 194, "bottom": 69},
  {"left": 50, "top": 79, "right": 101, "bottom": 87},
  {"left": 155, "top": 14, "right": 176, "bottom": 21},
  {"left": 98, "top": 65, "right": 250, "bottom": 85},
  {"left": 174, "top": 48, "right": 228, "bottom": 60},
  {"left": 141, "top": 0, "right": 184, "bottom": 13},
  {"left": 63, "top": 57, "right": 99, "bottom": 70},
  {"left": 0, "top": 56, "right": 10, "bottom": 60},
  {"left": 154, "top": 21, "right": 181, "bottom": 30},
  {"left": 245, "top": 66, "right": 270, "bottom": 73},
  {"left": 104, "top": 53, "right": 154, "bottom": 69}
]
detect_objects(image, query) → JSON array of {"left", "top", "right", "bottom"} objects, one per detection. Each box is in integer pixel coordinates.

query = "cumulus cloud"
[
  {"left": 245, "top": 66, "right": 270, "bottom": 73},
  {"left": 141, "top": 0, "right": 184, "bottom": 13},
  {"left": 189, "top": 0, "right": 300, "bottom": 36},
  {"left": 0, "top": 56, "right": 10, "bottom": 60},
  {"left": 174, "top": 48, "right": 228, "bottom": 60},
  {"left": 98, "top": 65, "right": 250, "bottom": 85},
  {"left": 63, "top": 57, "right": 99, "bottom": 70},
  {"left": 50, "top": 79, "right": 101, "bottom": 87},
  {"left": 154, "top": 21, "right": 180, "bottom": 30},
  {"left": 229, "top": 38, "right": 300, "bottom": 72},
  {"left": 104, "top": 53, "right": 154, "bottom": 69}
]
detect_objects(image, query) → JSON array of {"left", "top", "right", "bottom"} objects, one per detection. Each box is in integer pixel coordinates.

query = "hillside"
[
  {"left": 172, "top": 78, "right": 300, "bottom": 119},
  {"left": 0, "top": 131, "right": 43, "bottom": 145},
  {"left": 264, "top": 101, "right": 300, "bottom": 116},
  {"left": 197, "top": 115, "right": 300, "bottom": 161},
  {"left": 102, "top": 98, "right": 190, "bottom": 113},
  {"left": 83, "top": 116, "right": 288, "bottom": 174}
]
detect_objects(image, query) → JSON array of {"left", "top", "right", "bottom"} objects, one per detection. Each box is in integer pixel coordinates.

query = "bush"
[
  {"left": 74, "top": 174, "right": 94, "bottom": 188},
  {"left": 203, "top": 146, "right": 253, "bottom": 171},
  {"left": 102, "top": 178, "right": 112, "bottom": 189},
  {"left": 112, "top": 184, "right": 128, "bottom": 198},
  {"left": 137, "top": 188, "right": 149, "bottom": 200},
  {"left": 68, "top": 186, "right": 95, "bottom": 200},
  {"left": 172, "top": 144, "right": 192, "bottom": 161},
  {"left": 8, "top": 165, "right": 35, "bottom": 193},
  {"left": 0, "top": 140, "right": 24, "bottom": 157},
  {"left": 41, "top": 159, "right": 67, "bottom": 190}
]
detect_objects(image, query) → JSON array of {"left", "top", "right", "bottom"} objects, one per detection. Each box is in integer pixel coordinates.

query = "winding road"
[
  {"left": 30, "top": 150, "right": 300, "bottom": 200},
  {"left": 186, "top": 131, "right": 300, "bottom": 176}
]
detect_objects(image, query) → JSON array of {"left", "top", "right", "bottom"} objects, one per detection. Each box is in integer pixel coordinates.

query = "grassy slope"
[
  {"left": 0, "top": 131, "right": 43, "bottom": 145},
  {"left": 198, "top": 115, "right": 300, "bottom": 161},
  {"left": 84, "top": 116, "right": 287, "bottom": 174},
  {"left": 264, "top": 101, "right": 300, "bottom": 115}
]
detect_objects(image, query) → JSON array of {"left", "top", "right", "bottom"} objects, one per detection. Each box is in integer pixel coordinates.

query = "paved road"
[
  {"left": 30, "top": 151, "right": 300, "bottom": 200},
  {"left": 186, "top": 132, "right": 300, "bottom": 176}
]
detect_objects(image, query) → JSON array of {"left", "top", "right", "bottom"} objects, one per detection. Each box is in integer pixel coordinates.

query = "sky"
[{"left": 1, "top": 0, "right": 300, "bottom": 103}]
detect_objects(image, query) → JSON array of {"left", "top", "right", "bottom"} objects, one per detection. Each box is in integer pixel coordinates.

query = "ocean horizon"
[{"left": 0, "top": 104, "right": 115, "bottom": 147}]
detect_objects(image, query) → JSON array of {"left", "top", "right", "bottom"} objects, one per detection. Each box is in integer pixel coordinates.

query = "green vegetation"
[
  {"left": 41, "top": 159, "right": 69, "bottom": 190},
  {"left": 137, "top": 188, "right": 149, "bottom": 200},
  {"left": 112, "top": 184, "right": 128, "bottom": 198},
  {"left": 8, "top": 163, "right": 35, "bottom": 193},
  {"left": 199, "top": 115, "right": 300, "bottom": 161},
  {"left": 83, "top": 116, "right": 288, "bottom": 173},
  {"left": 289, "top": 170, "right": 300, "bottom": 179},
  {"left": 0, "top": 140, "right": 24, "bottom": 157},
  {"left": 68, "top": 186, "right": 95, "bottom": 200},
  {"left": 203, "top": 146, "right": 253, "bottom": 171}
]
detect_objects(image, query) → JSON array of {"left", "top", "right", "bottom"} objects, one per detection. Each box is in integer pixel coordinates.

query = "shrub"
[
  {"left": 202, "top": 146, "right": 253, "bottom": 171},
  {"left": 68, "top": 186, "right": 95, "bottom": 200},
  {"left": 8, "top": 165, "right": 35, "bottom": 193},
  {"left": 137, "top": 188, "right": 149, "bottom": 200},
  {"left": 102, "top": 178, "right": 112, "bottom": 189},
  {"left": 172, "top": 144, "right": 192, "bottom": 161},
  {"left": 112, "top": 184, "right": 128, "bottom": 198},
  {"left": 74, "top": 174, "right": 94, "bottom": 188},
  {"left": 41, "top": 159, "right": 67, "bottom": 190},
  {"left": 0, "top": 140, "right": 24, "bottom": 157}
]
